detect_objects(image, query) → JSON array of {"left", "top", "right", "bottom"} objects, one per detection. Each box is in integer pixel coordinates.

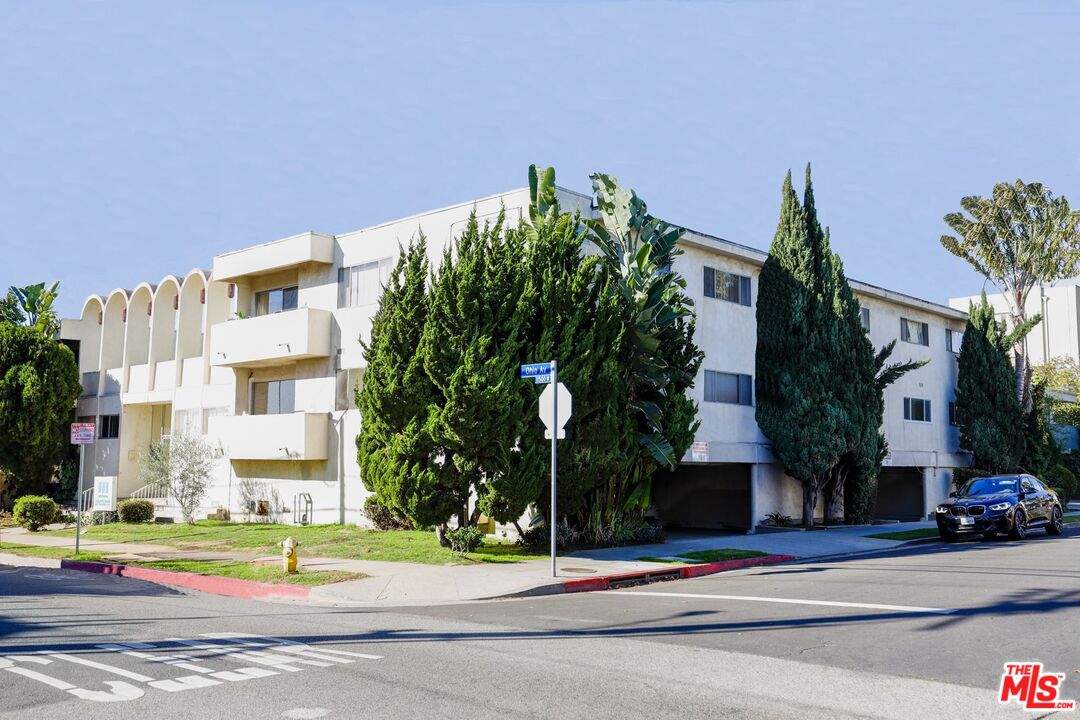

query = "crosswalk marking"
[{"left": 2, "top": 632, "right": 383, "bottom": 703}]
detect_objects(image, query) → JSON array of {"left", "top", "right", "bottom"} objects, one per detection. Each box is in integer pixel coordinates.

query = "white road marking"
[
  {"left": 46, "top": 652, "right": 155, "bottom": 681},
  {"left": 609, "top": 591, "right": 954, "bottom": 614}
]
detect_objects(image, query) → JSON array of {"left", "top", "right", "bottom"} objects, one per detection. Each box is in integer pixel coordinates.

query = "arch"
[
  {"left": 124, "top": 284, "right": 154, "bottom": 368},
  {"left": 150, "top": 276, "right": 181, "bottom": 390},
  {"left": 75, "top": 296, "right": 104, "bottom": 375},
  {"left": 177, "top": 270, "right": 208, "bottom": 387},
  {"left": 100, "top": 289, "right": 129, "bottom": 395}
]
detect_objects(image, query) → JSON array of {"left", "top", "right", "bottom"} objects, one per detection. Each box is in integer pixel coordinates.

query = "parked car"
[{"left": 935, "top": 474, "right": 1065, "bottom": 542}]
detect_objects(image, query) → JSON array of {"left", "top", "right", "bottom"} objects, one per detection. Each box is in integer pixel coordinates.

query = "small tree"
[{"left": 139, "top": 434, "right": 213, "bottom": 524}]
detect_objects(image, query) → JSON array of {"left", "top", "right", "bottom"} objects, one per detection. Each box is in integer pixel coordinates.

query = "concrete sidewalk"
[{"left": 0, "top": 522, "right": 926, "bottom": 606}]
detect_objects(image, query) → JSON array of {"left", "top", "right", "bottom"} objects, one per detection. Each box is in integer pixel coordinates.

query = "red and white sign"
[
  {"left": 999, "top": 662, "right": 1075, "bottom": 711},
  {"left": 70, "top": 423, "right": 96, "bottom": 445}
]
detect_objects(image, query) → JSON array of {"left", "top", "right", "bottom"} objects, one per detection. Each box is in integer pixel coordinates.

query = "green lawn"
[
  {"left": 866, "top": 528, "right": 939, "bottom": 541},
  {"left": 1063, "top": 513, "right": 1079, "bottom": 524},
  {"left": 38, "top": 521, "right": 547, "bottom": 565},
  {"left": 636, "top": 548, "right": 768, "bottom": 564},
  {"left": 0, "top": 543, "right": 360, "bottom": 586}
]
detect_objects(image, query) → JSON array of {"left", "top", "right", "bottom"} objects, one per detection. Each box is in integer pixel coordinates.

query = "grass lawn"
[
  {"left": 0, "top": 543, "right": 360, "bottom": 586},
  {"left": 636, "top": 548, "right": 768, "bottom": 564},
  {"left": 1063, "top": 513, "right": 1079, "bottom": 523},
  {"left": 39, "top": 521, "right": 548, "bottom": 565},
  {"left": 866, "top": 528, "right": 939, "bottom": 541}
]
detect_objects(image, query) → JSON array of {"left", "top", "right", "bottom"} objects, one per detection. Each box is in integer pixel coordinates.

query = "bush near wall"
[
  {"left": 362, "top": 495, "right": 412, "bottom": 531},
  {"left": 117, "top": 498, "right": 155, "bottom": 523},
  {"left": 12, "top": 495, "right": 58, "bottom": 531},
  {"left": 1045, "top": 463, "right": 1077, "bottom": 504}
]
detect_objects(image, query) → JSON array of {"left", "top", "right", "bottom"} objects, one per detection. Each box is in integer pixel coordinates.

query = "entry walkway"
[{"left": 1, "top": 522, "right": 933, "bottom": 606}]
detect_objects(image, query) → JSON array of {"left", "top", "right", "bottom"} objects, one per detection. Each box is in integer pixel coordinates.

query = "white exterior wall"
[
  {"left": 949, "top": 283, "right": 1080, "bottom": 366},
  {"left": 61, "top": 184, "right": 968, "bottom": 527}
]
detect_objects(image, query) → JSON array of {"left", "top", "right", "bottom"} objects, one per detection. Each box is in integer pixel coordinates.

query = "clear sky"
[{"left": 3, "top": 0, "right": 1079, "bottom": 318}]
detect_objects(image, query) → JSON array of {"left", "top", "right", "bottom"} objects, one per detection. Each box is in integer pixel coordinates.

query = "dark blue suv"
[{"left": 935, "top": 474, "right": 1065, "bottom": 542}]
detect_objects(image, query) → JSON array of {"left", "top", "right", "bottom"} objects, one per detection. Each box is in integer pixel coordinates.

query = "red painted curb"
[
  {"left": 561, "top": 553, "right": 795, "bottom": 594},
  {"left": 60, "top": 560, "right": 311, "bottom": 601}
]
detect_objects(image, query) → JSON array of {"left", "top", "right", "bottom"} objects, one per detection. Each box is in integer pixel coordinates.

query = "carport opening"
[
  {"left": 875, "top": 467, "right": 925, "bottom": 521},
  {"left": 652, "top": 463, "right": 751, "bottom": 532}
]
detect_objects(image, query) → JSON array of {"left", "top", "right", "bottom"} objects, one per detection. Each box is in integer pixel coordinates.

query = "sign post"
[
  {"left": 70, "top": 422, "right": 96, "bottom": 555},
  {"left": 522, "top": 361, "right": 573, "bottom": 578}
]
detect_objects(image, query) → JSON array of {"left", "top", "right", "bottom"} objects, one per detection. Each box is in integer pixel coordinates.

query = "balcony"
[
  {"left": 210, "top": 307, "right": 331, "bottom": 368},
  {"left": 207, "top": 412, "right": 328, "bottom": 461},
  {"left": 212, "top": 232, "right": 334, "bottom": 282}
]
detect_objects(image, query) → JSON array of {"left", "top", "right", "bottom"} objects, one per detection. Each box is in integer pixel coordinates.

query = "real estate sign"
[{"left": 92, "top": 477, "right": 116, "bottom": 512}]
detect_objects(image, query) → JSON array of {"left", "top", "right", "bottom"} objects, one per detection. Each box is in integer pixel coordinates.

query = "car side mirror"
[{"left": 948, "top": 491, "right": 957, "bottom": 498}]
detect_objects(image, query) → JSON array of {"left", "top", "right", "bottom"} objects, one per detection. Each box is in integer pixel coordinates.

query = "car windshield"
[{"left": 960, "top": 477, "right": 1019, "bottom": 496}]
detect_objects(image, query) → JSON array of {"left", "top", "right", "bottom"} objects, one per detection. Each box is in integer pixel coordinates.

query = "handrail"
[
  {"left": 129, "top": 483, "right": 169, "bottom": 501},
  {"left": 80, "top": 488, "right": 93, "bottom": 512}
]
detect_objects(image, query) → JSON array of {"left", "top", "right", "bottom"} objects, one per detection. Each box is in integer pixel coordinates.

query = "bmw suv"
[{"left": 935, "top": 474, "right": 1065, "bottom": 542}]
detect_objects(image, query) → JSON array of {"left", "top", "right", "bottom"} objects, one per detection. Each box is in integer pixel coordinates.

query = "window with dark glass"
[
  {"left": 254, "top": 286, "right": 299, "bottom": 316},
  {"left": 251, "top": 379, "right": 296, "bottom": 415},
  {"left": 703, "top": 267, "right": 751, "bottom": 306},
  {"left": 99, "top": 414, "right": 120, "bottom": 439},
  {"left": 859, "top": 306, "right": 870, "bottom": 332},
  {"left": 704, "top": 370, "right": 753, "bottom": 406},
  {"left": 948, "top": 401, "right": 958, "bottom": 426},
  {"left": 900, "top": 318, "right": 929, "bottom": 346},
  {"left": 903, "top": 397, "right": 932, "bottom": 422}
]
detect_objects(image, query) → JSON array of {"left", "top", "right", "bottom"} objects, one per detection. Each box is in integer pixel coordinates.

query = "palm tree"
[{"left": 941, "top": 180, "right": 1080, "bottom": 411}]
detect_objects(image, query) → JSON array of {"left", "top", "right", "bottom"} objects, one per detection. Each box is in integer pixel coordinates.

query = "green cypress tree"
[
  {"left": 755, "top": 170, "right": 847, "bottom": 528},
  {"left": 956, "top": 292, "right": 1026, "bottom": 472},
  {"left": 356, "top": 237, "right": 452, "bottom": 531}
]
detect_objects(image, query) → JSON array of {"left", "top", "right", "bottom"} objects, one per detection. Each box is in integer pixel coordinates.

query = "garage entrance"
[
  {"left": 653, "top": 464, "right": 751, "bottom": 531},
  {"left": 875, "top": 467, "right": 925, "bottom": 521}
]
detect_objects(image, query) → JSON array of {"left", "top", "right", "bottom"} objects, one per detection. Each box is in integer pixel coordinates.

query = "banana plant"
[
  {"left": 587, "top": 173, "right": 703, "bottom": 511},
  {"left": 11, "top": 281, "right": 60, "bottom": 335}
]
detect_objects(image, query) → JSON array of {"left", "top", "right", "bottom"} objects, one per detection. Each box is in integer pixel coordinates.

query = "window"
[
  {"left": 703, "top": 267, "right": 751, "bottom": 306},
  {"left": 1021, "top": 477, "right": 1037, "bottom": 494},
  {"left": 900, "top": 318, "right": 928, "bottom": 346},
  {"left": 251, "top": 379, "right": 296, "bottom": 415},
  {"left": 254, "top": 286, "right": 298, "bottom": 316},
  {"left": 948, "top": 401, "right": 958, "bottom": 426},
  {"left": 859, "top": 306, "right": 870, "bottom": 332},
  {"left": 946, "top": 329, "right": 963, "bottom": 353},
  {"left": 339, "top": 258, "right": 393, "bottom": 308},
  {"left": 99, "top": 414, "right": 120, "bottom": 439},
  {"left": 174, "top": 408, "right": 201, "bottom": 435},
  {"left": 336, "top": 368, "right": 365, "bottom": 411},
  {"left": 903, "top": 397, "right": 932, "bottom": 423},
  {"left": 704, "top": 370, "right": 753, "bottom": 405}
]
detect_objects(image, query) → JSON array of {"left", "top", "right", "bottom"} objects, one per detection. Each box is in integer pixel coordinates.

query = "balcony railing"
[
  {"left": 210, "top": 308, "right": 331, "bottom": 368},
  {"left": 207, "top": 412, "right": 329, "bottom": 461}
]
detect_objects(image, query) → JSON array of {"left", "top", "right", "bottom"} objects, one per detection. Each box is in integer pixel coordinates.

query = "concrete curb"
[
  {"left": 509, "top": 553, "right": 797, "bottom": 599},
  {"left": 58, "top": 559, "right": 312, "bottom": 601}
]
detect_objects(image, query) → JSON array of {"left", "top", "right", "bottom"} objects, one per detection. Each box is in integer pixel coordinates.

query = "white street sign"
[
  {"left": 544, "top": 428, "right": 566, "bottom": 440},
  {"left": 538, "top": 382, "right": 572, "bottom": 431},
  {"left": 691, "top": 441, "right": 709, "bottom": 462}
]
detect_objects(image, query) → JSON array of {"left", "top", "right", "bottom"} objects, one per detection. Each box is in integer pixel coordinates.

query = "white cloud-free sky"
[{"left": 3, "top": 0, "right": 1078, "bottom": 316}]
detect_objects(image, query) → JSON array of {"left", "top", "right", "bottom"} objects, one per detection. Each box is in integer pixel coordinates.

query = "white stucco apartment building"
[{"left": 61, "top": 186, "right": 968, "bottom": 530}]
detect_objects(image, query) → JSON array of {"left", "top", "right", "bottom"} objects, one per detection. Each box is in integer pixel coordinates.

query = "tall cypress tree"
[
  {"left": 356, "top": 237, "right": 453, "bottom": 531},
  {"left": 756, "top": 171, "right": 847, "bottom": 528},
  {"left": 956, "top": 292, "right": 1026, "bottom": 472}
]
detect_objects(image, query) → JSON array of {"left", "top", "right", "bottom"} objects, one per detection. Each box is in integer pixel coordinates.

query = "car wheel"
[
  {"left": 982, "top": 529, "right": 997, "bottom": 540},
  {"left": 939, "top": 528, "right": 958, "bottom": 543},
  {"left": 1008, "top": 510, "right": 1027, "bottom": 540},
  {"left": 1046, "top": 506, "right": 1064, "bottom": 536}
]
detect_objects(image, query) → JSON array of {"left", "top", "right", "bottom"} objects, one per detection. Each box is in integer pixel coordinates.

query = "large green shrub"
[
  {"left": 1044, "top": 463, "right": 1077, "bottom": 503},
  {"left": 12, "top": 494, "right": 58, "bottom": 531},
  {"left": 117, "top": 498, "right": 155, "bottom": 523},
  {"left": 445, "top": 525, "right": 483, "bottom": 554}
]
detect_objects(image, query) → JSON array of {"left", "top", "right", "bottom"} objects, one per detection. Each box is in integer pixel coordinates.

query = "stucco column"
[
  {"left": 922, "top": 467, "right": 937, "bottom": 521},
  {"left": 748, "top": 463, "right": 760, "bottom": 534}
]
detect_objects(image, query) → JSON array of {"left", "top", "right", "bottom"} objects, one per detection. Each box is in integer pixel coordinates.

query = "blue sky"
[{"left": 3, "top": 0, "right": 1078, "bottom": 317}]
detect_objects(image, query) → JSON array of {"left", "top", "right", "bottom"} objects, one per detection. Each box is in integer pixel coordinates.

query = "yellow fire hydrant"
[{"left": 278, "top": 536, "right": 301, "bottom": 574}]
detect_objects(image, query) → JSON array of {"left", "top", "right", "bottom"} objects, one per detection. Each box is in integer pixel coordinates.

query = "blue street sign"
[{"left": 520, "top": 362, "right": 553, "bottom": 379}]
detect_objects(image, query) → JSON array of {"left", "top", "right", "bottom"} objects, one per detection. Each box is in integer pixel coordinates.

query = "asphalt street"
[{"left": 1, "top": 528, "right": 1077, "bottom": 720}]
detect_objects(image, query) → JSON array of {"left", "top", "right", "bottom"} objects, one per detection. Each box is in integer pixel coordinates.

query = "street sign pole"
[
  {"left": 75, "top": 444, "right": 84, "bottom": 555},
  {"left": 550, "top": 359, "right": 557, "bottom": 578}
]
